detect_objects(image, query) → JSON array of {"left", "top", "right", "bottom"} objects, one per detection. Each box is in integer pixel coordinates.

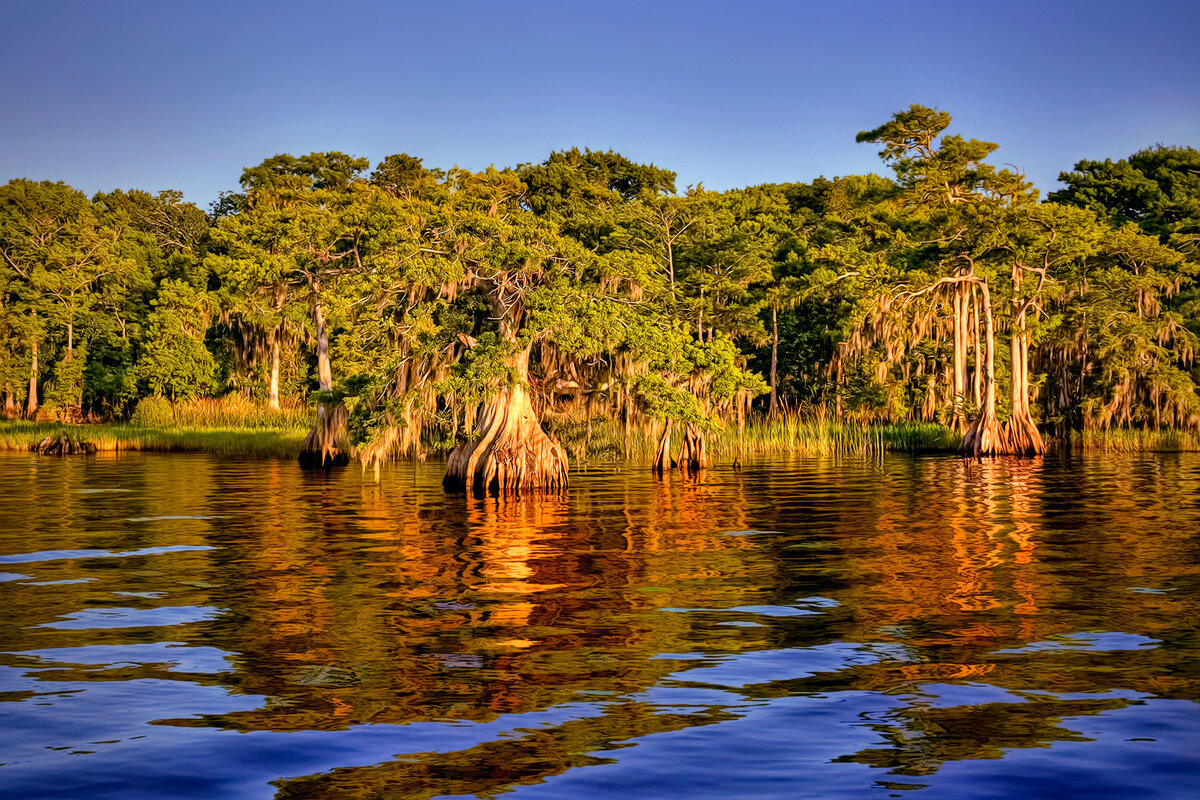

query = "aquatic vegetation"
[
  {"left": 1078, "top": 427, "right": 1200, "bottom": 453},
  {"left": 0, "top": 421, "right": 306, "bottom": 459}
]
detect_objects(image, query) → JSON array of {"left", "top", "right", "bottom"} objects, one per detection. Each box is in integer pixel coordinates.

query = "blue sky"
[{"left": 2, "top": 0, "right": 1197, "bottom": 208}]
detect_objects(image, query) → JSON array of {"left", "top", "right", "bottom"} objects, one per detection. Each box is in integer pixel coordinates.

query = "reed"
[
  {"left": 143, "top": 396, "right": 311, "bottom": 430},
  {"left": 880, "top": 421, "right": 964, "bottom": 453},
  {"left": 2, "top": 396, "right": 311, "bottom": 461},
  {"left": 1079, "top": 428, "right": 1200, "bottom": 453},
  {"left": 1, "top": 421, "right": 307, "bottom": 459},
  {"left": 9, "top": 404, "right": 1194, "bottom": 463},
  {"left": 547, "top": 411, "right": 962, "bottom": 462}
]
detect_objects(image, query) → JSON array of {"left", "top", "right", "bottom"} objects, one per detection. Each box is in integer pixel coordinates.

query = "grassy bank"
[
  {"left": 2, "top": 397, "right": 311, "bottom": 458},
  {"left": 8, "top": 401, "right": 1194, "bottom": 462},
  {"left": 1, "top": 412, "right": 961, "bottom": 462},
  {"left": 0, "top": 421, "right": 307, "bottom": 459}
]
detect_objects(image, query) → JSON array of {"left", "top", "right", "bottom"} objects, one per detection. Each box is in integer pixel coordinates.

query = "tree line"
[{"left": 2, "top": 106, "right": 1198, "bottom": 484}]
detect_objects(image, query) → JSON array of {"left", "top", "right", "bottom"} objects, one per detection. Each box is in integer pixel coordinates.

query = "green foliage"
[
  {"left": 2, "top": 124, "right": 1197, "bottom": 452},
  {"left": 44, "top": 347, "right": 87, "bottom": 410},
  {"left": 136, "top": 279, "right": 217, "bottom": 400},
  {"left": 0, "top": 420, "right": 305, "bottom": 458},
  {"left": 131, "top": 395, "right": 174, "bottom": 428}
]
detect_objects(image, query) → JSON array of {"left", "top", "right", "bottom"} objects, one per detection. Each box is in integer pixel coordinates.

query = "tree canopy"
[{"left": 3, "top": 111, "right": 1197, "bottom": 470}]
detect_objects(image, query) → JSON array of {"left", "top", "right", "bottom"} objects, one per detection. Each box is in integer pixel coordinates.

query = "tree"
[
  {"left": 858, "top": 104, "right": 1048, "bottom": 455},
  {"left": 86, "top": 188, "right": 210, "bottom": 416},
  {"left": 136, "top": 279, "right": 217, "bottom": 400},
  {"left": 0, "top": 179, "right": 123, "bottom": 418},
  {"left": 209, "top": 152, "right": 372, "bottom": 465},
  {"left": 1048, "top": 146, "right": 1200, "bottom": 432}
]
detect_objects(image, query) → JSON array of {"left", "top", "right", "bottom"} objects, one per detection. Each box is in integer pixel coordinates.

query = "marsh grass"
[
  {"left": 161, "top": 396, "right": 311, "bottom": 430},
  {"left": 3, "top": 397, "right": 311, "bottom": 459},
  {"left": 8, "top": 397, "right": 1193, "bottom": 462},
  {"left": 1079, "top": 428, "right": 1200, "bottom": 453},
  {"left": 1, "top": 421, "right": 306, "bottom": 458},
  {"left": 548, "top": 412, "right": 962, "bottom": 462}
]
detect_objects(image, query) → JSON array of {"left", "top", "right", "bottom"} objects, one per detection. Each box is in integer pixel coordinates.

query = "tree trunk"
[
  {"left": 300, "top": 291, "right": 350, "bottom": 470},
  {"left": 951, "top": 285, "right": 967, "bottom": 432},
  {"left": 1004, "top": 311, "right": 1045, "bottom": 455},
  {"left": 443, "top": 348, "right": 569, "bottom": 497},
  {"left": 963, "top": 280, "right": 1006, "bottom": 457},
  {"left": 769, "top": 305, "right": 779, "bottom": 418},
  {"left": 678, "top": 422, "right": 706, "bottom": 473},
  {"left": 834, "top": 359, "right": 844, "bottom": 422},
  {"left": 652, "top": 418, "right": 676, "bottom": 474},
  {"left": 3, "top": 382, "right": 16, "bottom": 419},
  {"left": 268, "top": 284, "right": 285, "bottom": 410},
  {"left": 26, "top": 339, "right": 39, "bottom": 419},
  {"left": 313, "top": 291, "right": 332, "bottom": 392},
  {"left": 299, "top": 286, "right": 350, "bottom": 469},
  {"left": 298, "top": 400, "right": 353, "bottom": 469},
  {"left": 971, "top": 285, "right": 982, "bottom": 407},
  {"left": 268, "top": 329, "right": 281, "bottom": 410}
]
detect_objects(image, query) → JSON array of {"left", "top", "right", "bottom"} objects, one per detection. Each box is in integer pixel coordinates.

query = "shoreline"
[{"left": 4, "top": 420, "right": 1198, "bottom": 461}]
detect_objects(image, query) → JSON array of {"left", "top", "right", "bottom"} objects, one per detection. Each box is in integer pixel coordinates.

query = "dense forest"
[{"left": 2, "top": 106, "right": 1198, "bottom": 487}]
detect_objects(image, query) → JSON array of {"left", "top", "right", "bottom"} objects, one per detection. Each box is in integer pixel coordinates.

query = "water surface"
[{"left": 1, "top": 451, "right": 1198, "bottom": 799}]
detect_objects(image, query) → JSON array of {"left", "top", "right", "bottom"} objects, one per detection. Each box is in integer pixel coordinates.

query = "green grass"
[
  {"left": 546, "top": 412, "right": 963, "bottom": 462},
  {"left": 880, "top": 421, "right": 964, "bottom": 453},
  {"left": 2, "top": 418, "right": 309, "bottom": 460},
  {"left": 1078, "top": 428, "right": 1200, "bottom": 453},
  {"left": 1, "top": 396, "right": 313, "bottom": 458},
  {"left": 10, "top": 400, "right": 1194, "bottom": 462}
]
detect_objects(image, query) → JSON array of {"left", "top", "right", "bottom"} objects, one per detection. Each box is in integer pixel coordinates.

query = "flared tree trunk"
[
  {"left": 298, "top": 400, "right": 353, "bottom": 468},
  {"left": 443, "top": 348, "right": 569, "bottom": 497},
  {"left": 26, "top": 339, "right": 38, "bottom": 419},
  {"left": 678, "top": 422, "right": 706, "bottom": 473},
  {"left": 1004, "top": 311, "right": 1045, "bottom": 455},
  {"left": 963, "top": 280, "right": 1007, "bottom": 457},
  {"left": 652, "top": 418, "right": 676, "bottom": 474}
]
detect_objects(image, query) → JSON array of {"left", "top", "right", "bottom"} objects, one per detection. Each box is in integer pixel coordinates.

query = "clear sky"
[{"left": 2, "top": 0, "right": 1197, "bottom": 208}]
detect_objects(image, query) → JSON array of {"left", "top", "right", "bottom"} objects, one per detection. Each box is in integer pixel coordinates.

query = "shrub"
[{"left": 130, "top": 395, "right": 174, "bottom": 429}]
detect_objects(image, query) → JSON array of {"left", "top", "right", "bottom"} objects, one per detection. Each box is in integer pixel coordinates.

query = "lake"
[{"left": 1, "top": 451, "right": 1198, "bottom": 799}]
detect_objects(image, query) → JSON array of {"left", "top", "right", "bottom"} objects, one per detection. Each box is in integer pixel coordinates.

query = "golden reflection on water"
[{"left": 0, "top": 452, "right": 1198, "bottom": 799}]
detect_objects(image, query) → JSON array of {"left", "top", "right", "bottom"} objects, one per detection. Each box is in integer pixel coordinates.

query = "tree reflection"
[{"left": 4, "top": 453, "right": 1197, "bottom": 798}]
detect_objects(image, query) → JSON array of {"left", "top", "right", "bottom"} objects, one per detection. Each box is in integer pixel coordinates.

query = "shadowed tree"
[
  {"left": 209, "top": 152, "right": 371, "bottom": 466},
  {"left": 0, "top": 179, "right": 125, "bottom": 419}
]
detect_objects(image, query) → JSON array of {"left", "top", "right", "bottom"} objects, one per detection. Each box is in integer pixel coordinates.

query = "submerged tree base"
[
  {"left": 963, "top": 413, "right": 1006, "bottom": 457},
  {"left": 298, "top": 401, "right": 353, "bottom": 469},
  {"left": 444, "top": 385, "right": 568, "bottom": 497},
  {"left": 650, "top": 420, "right": 708, "bottom": 474},
  {"left": 32, "top": 427, "right": 96, "bottom": 456},
  {"left": 678, "top": 422, "right": 707, "bottom": 472},
  {"left": 1004, "top": 413, "right": 1046, "bottom": 455},
  {"left": 651, "top": 420, "right": 677, "bottom": 474},
  {"left": 963, "top": 413, "right": 1046, "bottom": 457}
]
